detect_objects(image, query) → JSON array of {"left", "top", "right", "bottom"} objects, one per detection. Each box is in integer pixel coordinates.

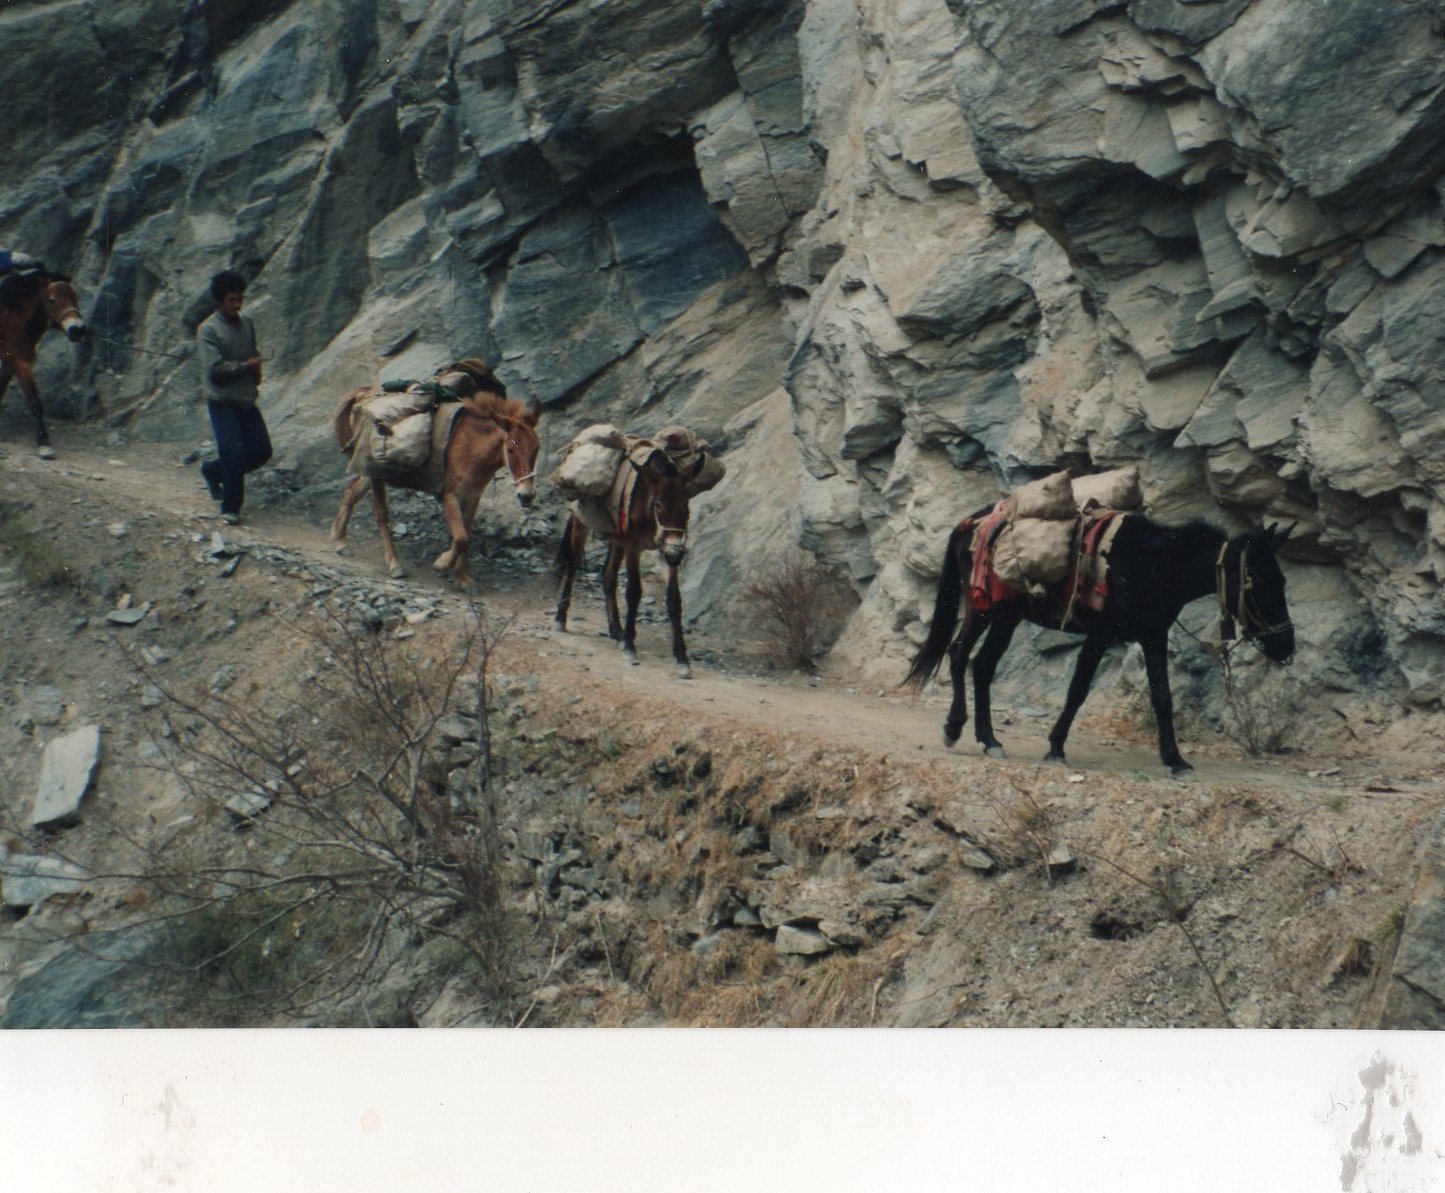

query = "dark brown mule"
[
  {"left": 0, "top": 272, "right": 87, "bottom": 458},
  {"left": 553, "top": 447, "right": 706, "bottom": 677},
  {"left": 330, "top": 385, "right": 540, "bottom": 583}
]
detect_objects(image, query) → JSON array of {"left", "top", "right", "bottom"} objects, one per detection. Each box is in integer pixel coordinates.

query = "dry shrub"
[
  {"left": 741, "top": 548, "right": 852, "bottom": 673},
  {"left": 1222, "top": 659, "right": 1302, "bottom": 756},
  {"left": 112, "top": 601, "right": 518, "bottom": 1023}
]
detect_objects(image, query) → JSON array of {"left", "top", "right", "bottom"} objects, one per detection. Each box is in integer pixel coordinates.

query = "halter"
[
  {"left": 1215, "top": 539, "right": 1293, "bottom": 644},
  {"left": 499, "top": 428, "right": 535, "bottom": 492},
  {"left": 44, "top": 285, "right": 82, "bottom": 330}
]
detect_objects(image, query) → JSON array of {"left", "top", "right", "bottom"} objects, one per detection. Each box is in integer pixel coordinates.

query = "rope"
[{"left": 88, "top": 331, "right": 193, "bottom": 362}]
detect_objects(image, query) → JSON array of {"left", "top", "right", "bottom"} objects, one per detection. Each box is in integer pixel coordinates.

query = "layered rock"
[{"left": 3, "top": 0, "right": 1442, "bottom": 712}]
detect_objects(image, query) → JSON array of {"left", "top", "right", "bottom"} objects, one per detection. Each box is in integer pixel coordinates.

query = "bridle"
[
  {"left": 1215, "top": 539, "right": 1293, "bottom": 645},
  {"left": 501, "top": 432, "right": 536, "bottom": 492},
  {"left": 44, "top": 283, "right": 83, "bottom": 332}
]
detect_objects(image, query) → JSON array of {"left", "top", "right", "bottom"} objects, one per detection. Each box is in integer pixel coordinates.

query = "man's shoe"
[{"left": 221, "top": 512, "right": 241, "bottom": 526}]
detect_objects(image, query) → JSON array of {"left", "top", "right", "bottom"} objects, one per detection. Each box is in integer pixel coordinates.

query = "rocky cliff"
[{"left": 5, "top": 0, "right": 1443, "bottom": 715}]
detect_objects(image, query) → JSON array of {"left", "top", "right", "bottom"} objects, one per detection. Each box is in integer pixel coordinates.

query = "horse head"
[
  {"left": 43, "top": 278, "right": 87, "bottom": 343},
  {"left": 498, "top": 402, "right": 541, "bottom": 507},
  {"left": 1226, "top": 522, "right": 1296, "bottom": 664},
  {"left": 640, "top": 449, "right": 703, "bottom": 566}
]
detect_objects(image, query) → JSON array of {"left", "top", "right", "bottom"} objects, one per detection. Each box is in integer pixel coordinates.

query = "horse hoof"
[
  {"left": 623, "top": 649, "right": 639, "bottom": 666},
  {"left": 1044, "top": 750, "right": 1066, "bottom": 764},
  {"left": 983, "top": 746, "right": 1006, "bottom": 759},
  {"left": 552, "top": 619, "right": 567, "bottom": 634},
  {"left": 388, "top": 565, "right": 406, "bottom": 579},
  {"left": 942, "top": 727, "right": 961, "bottom": 748},
  {"left": 432, "top": 557, "right": 451, "bottom": 574},
  {"left": 333, "top": 542, "right": 349, "bottom": 556},
  {"left": 1169, "top": 763, "right": 1194, "bottom": 778},
  {"left": 676, "top": 664, "right": 693, "bottom": 680},
  {"left": 36, "top": 445, "right": 55, "bottom": 460}
]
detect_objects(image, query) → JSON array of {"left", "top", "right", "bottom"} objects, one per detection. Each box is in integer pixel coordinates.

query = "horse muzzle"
[
  {"left": 65, "top": 321, "right": 88, "bottom": 343},
  {"left": 660, "top": 541, "right": 687, "bottom": 567},
  {"left": 1259, "top": 627, "right": 1295, "bottom": 666},
  {"left": 515, "top": 484, "right": 535, "bottom": 508}
]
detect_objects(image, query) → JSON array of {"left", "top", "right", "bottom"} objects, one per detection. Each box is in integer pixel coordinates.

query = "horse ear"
[
  {"left": 1275, "top": 521, "right": 1296, "bottom": 545},
  {"left": 689, "top": 452, "right": 707, "bottom": 480},
  {"left": 523, "top": 401, "right": 540, "bottom": 428},
  {"left": 645, "top": 448, "right": 679, "bottom": 478}
]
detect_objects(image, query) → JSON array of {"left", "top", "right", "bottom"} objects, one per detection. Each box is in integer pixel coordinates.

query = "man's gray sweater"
[{"left": 197, "top": 310, "right": 260, "bottom": 407}]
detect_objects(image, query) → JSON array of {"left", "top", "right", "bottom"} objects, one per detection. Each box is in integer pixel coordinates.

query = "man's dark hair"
[{"left": 210, "top": 269, "right": 247, "bottom": 303}]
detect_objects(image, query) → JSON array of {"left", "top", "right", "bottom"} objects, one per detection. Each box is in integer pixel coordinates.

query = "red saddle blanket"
[{"left": 964, "top": 506, "right": 1126, "bottom": 623}]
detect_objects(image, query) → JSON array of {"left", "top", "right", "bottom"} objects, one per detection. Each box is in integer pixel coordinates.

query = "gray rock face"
[
  {"left": 5, "top": 0, "right": 1443, "bottom": 716},
  {"left": 31, "top": 725, "right": 102, "bottom": 829},
  {"left": 2, "top": 928, "right": 159, "bottom": 1029},
  {"left": 0, "top": 853, "right": 88, "bottom": 910}
]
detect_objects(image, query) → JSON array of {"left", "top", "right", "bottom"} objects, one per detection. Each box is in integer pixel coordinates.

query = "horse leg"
[
  {"left": 620, "top": 543, "right": 643, "bottom": 664},
  {"left": 554, "top": 518, "right": 588, "bottom": 631},
  {"left": 972, "top": 610, "right": 1020, "bottom": 757},
  {"left": 331, "top": 475, "right": 369, "bottom": 551},
  {"left": 665, "top": 562, "right": 690, "bottom": 679},
  {"left": 450, "top": 481, "right": 486, "bottom": 585},
  {"left": 1140, "top": 629, "right": 1190, "bottom": 774},
  {"left": 1045, "top": 635, "right": 1107, "bottom": 763},
  {"left": 434, "top": 487, "right": 472, "bottom": 584},
  {"left": 9, "top": 357, "right": 53, "bottom": 458},
  {"left": 602, "top": 544, "right": 625, "bottom": 642},
  {"left": 942, "top": 608, "right": 987, "bottom": 747},
  {"left": 371, "top": 479, "right": 406, "bottom": 579}
]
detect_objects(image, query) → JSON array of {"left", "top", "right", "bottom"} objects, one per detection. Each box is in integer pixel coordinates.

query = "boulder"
[{"left": 31, "top": 725, "right": 102, "bottom": 829}]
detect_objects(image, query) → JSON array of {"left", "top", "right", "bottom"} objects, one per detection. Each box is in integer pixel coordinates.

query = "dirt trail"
[{"left": 7, "top": 427, "right": 1440, "bottom": 792}]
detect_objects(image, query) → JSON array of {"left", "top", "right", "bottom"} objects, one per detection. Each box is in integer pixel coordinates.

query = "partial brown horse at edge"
[
  {"left": 0, "top": 270, "right": 88, "bottom": 458},
  {"left": 553, "top": 446, "right": 706, "bottom": 678},
  {"left": 330, "top": 381, "right": 540, "bottom": 584}
]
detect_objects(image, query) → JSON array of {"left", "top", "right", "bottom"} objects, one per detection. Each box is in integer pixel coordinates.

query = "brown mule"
[
  {"left": 331, "top": 383, "right": 540, "bottom": 584},
  {"left": 553, "top": 446, "right": 705, "bottom": 677},
  {"left": 0, "top": 271, "right": 87, "bottom": 458}
]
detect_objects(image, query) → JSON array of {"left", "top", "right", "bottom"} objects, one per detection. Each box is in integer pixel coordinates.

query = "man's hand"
[{"left": 246, "top": 357, "right": 263, "bottom": 383}]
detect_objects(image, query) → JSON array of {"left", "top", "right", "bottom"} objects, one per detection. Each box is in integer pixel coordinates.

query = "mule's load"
[
  {"left": 1072, "top": 465, "right": 1141, "bottom": 515},
  {"left": 554, "top": 423, "right": 726, "bottom": 538},
  {"left": 992, "top": 470, "right": 1078, "bottom": 592},
  {"left": 653, "top": 425, "right": 726, "bottom": 497},
  {"left": 551, "top": 424, "right": 628, "bottom": 500},
  {"left": 981, "top": 466, "right": 1146, "bottom": 598}
]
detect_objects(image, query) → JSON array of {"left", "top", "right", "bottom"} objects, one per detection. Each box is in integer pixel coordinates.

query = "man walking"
[{"left": 198, "top": 269, "right": 270, "bottom": 525}]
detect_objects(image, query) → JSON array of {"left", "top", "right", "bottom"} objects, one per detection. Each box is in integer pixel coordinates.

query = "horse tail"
[
  {"left": 333, "top": 387, "right": 370, "bottom": 453},
  {"left": 904, "top": 523, "right": 970, "bottom": 689}
]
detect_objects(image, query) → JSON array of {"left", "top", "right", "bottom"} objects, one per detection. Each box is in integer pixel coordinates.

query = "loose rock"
[{"left": 31, "top": 724, "right": 102, "bottom": 828}]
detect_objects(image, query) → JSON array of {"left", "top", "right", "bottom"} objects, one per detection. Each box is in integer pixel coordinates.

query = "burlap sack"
[
  {"left": 377, "top": 411, "right": 433, "bottom": 470},
  {"left": 1008, "top": 470, "right": 1075, "bottom": 520},
  {"left": 552, "top": 424, "right": 628, "bottom": 500},
  {"left": 1072, "top": 466, "right": 1141, "bottom": 513},
  {"left": 993, "top": 517, "right": 1077, "bottom": 591}
]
